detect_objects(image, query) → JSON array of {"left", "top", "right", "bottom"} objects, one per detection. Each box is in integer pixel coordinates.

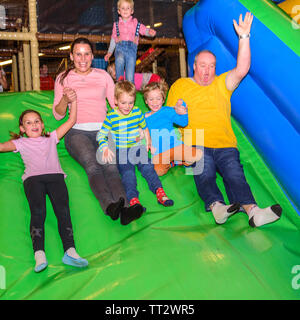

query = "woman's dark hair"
[
  {"left": 59, "top": 37, "right": 95, "bottom": 85},
  {"left": 10, "top": 109, "right": 50, "bottom": 139}
]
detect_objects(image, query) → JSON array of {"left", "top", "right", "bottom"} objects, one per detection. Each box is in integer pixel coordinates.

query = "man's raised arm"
[{"left": 226, "top": 12, "right": 253, "bottom": 91}]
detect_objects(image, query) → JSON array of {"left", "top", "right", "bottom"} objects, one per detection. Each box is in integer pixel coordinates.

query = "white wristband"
[{"left": 239, "top": 33, "right": 250, "bottom": 40}]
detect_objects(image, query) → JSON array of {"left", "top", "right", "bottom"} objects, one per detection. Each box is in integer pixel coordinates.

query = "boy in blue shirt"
[{"left": 143, "top": 80, "right": 202, "bottom": 176}]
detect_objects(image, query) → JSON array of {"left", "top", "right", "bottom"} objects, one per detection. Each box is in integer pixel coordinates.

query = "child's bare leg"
[
  {"left": 154, "top": 163, "right": 171, "bottom": 176},
  {"left": 152, "top": 148, "right": 175, "bottom": 176},
  {"left": 153, "top": 145, "right": 202, "bottom": 175},
  {"left": 173, "top": 144, "right": 202, "bottom": 166}
]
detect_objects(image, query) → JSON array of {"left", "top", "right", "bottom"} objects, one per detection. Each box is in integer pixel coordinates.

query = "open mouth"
[{"left": 152, "top": 106, "right": 160, "bottom": 111}]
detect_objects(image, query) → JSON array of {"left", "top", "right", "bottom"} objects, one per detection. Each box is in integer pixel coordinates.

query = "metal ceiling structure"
[{"left": 0, "top": 0, "right": 196, "bottom": 90}]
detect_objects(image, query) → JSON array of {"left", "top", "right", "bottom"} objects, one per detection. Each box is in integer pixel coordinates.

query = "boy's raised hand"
[
  {"left": 149, "top": 29, "right": 156, "bottom": 37},
  {"left": 174, "top": 99, "right": 187, "bottom": 115}
]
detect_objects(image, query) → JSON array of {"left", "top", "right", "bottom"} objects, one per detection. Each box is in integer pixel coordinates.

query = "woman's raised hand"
[{"left": 63, "top": 87, "right": 77, "bottom": 103}]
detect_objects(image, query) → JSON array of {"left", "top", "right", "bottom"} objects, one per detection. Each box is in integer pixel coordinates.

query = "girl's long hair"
[
  {"left": 10, "top": 109, "right": 50, "bottom": 140},
  {"left": 58, "top": 37, "right": 95, "bottom": 85}
]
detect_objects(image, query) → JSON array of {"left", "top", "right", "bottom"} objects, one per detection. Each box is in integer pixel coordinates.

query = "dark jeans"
[
  {"left": 115, "top": 41, "right": 137, "bottom": 83},
  {"left": 23, "top": 174, "right": 75, "bottom": 253},
  {"left": 116, "top": 145, "right": 162, "bottom": 202},
  {"left": 64, "top": 128, "right": 128, "bottom": 211},
  {"left": 193, "top": 147, "right": 256, "bottom": 211}
]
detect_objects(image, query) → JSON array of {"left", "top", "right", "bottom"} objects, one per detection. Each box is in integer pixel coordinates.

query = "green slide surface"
[{"left": 0, "top": 91, "right": 300, "bottom": 300}]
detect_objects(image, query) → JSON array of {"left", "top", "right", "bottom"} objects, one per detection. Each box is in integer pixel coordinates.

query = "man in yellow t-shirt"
[{"left": 167, "top": 12, "right": 282, "bottom": 228}]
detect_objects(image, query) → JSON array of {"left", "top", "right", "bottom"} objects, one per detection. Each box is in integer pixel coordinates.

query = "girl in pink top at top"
[
  {"left": 104, "top": 0, "right": 156, "bottom": 84},
  {"left": 0, "top": 100, "right": 89, "bottom": 273}
]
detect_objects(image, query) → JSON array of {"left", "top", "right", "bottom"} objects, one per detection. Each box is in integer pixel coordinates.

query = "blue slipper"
[
  {"left": 62, "top": 253, "right": 88, "bottom": 268},
  {"left": 34, "top": 262, "right": 48, "bottom": 273}
]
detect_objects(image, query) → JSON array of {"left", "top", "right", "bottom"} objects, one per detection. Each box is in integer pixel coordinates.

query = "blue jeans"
[
  {"left": 193, "top": 147, "right": 256, "bottom": 211},
  {"left": 115, "top": 41, "right": 137, "bottom": 83},
  {"left": 116, "top": 145, "right": 162, "bottom": 202}
]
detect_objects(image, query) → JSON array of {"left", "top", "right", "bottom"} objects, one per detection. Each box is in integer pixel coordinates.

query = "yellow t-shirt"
[{"left": 166, "top": 72, "right": 237, "bottom": 148}]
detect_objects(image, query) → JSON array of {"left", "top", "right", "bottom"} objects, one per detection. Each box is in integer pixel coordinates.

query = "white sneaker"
[
  {"left": 211, "top": 202, "right": 240, "bottom": 224},
  {"left": 249, "top": 204, "right": 282, "bottom": 227}
]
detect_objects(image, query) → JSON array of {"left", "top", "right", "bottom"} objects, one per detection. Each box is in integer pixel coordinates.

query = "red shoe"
[
  {"left": 156, "top": 187, "right": 174, "bottom": 207},
  {"left": 130, "top": 197, "right": 141, "bottom": 206}
]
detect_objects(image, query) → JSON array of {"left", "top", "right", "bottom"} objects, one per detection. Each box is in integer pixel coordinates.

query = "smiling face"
[
  {"left": 70, "top": 43, "right": 94, "bottom": 75},
  {"left": 20, "top": 112, "right": 44, "bottom": 138},
  {"left": 193, "top": 51, "right": 216, "bottom": 86},
  {"left": 118, "top": 1, "right": 134, "bottom": 20},
  {"left": 145, "top": 88, "right": 164, "bottom": 113},
  {"left": 115, "top": 92, "right": 135, "bottom": 115}
]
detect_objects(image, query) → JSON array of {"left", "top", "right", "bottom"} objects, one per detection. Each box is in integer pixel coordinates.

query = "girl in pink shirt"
[
  {"left": 104, "top": 0, "right": 156, "bottom": 83},
  {"left": 0, "top": 101, "right": 89, "bottom": 273}
]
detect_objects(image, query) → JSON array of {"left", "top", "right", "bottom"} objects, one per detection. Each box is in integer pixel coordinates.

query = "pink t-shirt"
[
  {"left": 112, "top": 16, "right": 148, "bottom": 42},
  {"left": 12, "top": 131, "right": 65, "bottom": 181},
  {"left": 53, "top": 68, "right": 115, "bottom": 124}
]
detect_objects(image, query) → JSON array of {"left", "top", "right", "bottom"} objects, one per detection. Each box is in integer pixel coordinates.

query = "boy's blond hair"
[
  {"left": 115, "top": 80, "right": 136, "bottom": 100},
  {"left": 143, "top": 79, "right": 169, "bottom": 102},
  {"left": 117, "top": 0, "right": 134, "bottom": 9}
]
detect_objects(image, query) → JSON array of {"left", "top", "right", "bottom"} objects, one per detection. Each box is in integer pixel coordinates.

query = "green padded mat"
[{"left": 0, "top": 91, "right": 300, "bottom": 300}]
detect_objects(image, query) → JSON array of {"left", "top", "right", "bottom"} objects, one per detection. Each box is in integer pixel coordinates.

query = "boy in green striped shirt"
[{"left": 96, "top": 81, "right": 173, "bottom": 225}]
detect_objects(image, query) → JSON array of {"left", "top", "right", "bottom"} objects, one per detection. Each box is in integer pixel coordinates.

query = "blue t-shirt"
[{"left": 145, "top": 106, "right": 188, "bottom": 155}]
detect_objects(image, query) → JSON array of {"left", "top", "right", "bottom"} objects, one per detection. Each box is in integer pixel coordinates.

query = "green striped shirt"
[{"left": 96, "top": 106, "right": 147, "bottom": 150}]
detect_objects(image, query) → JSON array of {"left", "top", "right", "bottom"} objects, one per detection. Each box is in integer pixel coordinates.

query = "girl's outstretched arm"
[
  {"left": 56, "top": 100, "right": 77, "bottom": 140},
  {"left": 0, "top": 141, "right": 16, "bottom": 152}
]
